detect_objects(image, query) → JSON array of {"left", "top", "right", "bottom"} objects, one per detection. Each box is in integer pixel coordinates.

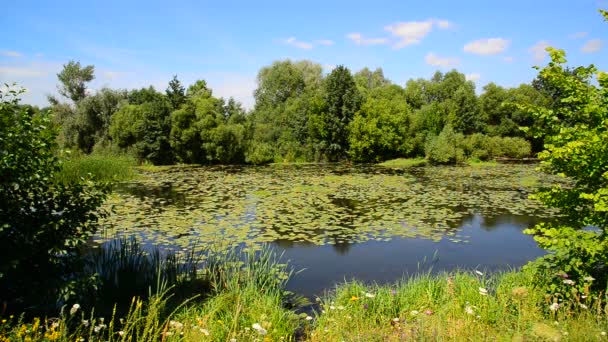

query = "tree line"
[{"left": 44, "top": 59, "right": 561, "bottom": 165}]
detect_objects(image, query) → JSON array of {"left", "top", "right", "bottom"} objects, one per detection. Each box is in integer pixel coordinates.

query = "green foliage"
[
  {"left": 425, "top": 127, "right": 531, "bottom": 164},
  {"left": 314, "top": 65, "right": 361, "bottom": 161},
  {"left": 348, "top": 85, "right": 412, "bottom": 162},
  {"left": 0, "top": 86, "right": 107, "bottom": 313},
  {"left": 521, "top": 46, "right": 608, "bottom": 302},
  {"left": 54, "top": 87, "right": 126, "bottom": 153},
  {"left": 55, "top": 153, "right": 136, "bottom": 185},
  {"left": 166, "top": 75, "right": 186, "bottom": 110},
  {"left": 424, "top": 124, "right": 466, "bottom": 164},
  {"left": 110, "top": 88, "right": 174, "bottom": 165},
  {"left": 55, "top": 60, "right": 95, "bottom": 103},
  {"left": 170, "top": 81, "right": 247, "bottom": 164}
]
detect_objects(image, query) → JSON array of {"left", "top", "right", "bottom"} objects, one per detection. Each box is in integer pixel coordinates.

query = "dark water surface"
[
  {"left": 102, "top": 164, "right": 562, "bottom": 297},
  {"left": 274, "top": 213, "right": 545, "bottom": 298}
]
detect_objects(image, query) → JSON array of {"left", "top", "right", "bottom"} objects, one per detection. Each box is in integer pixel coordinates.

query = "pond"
[{"left": 98, "top": 163, "right": 564, "bottom": 298}]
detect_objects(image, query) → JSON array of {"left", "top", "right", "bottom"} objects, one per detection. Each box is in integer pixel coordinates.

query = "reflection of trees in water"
[
  {"left": 331, "top": 240, "right": 353, "bottom": 255},
  {"left": 272, "top": 236, "right": 354, "bottom": 256}
]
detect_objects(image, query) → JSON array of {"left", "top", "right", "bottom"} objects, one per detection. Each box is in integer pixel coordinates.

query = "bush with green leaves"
[
  {"left": 424, "top": 125, "right": 466, "bottom": 164},
  {"left": 520, "top": 43, "right": 608, "bottom": 305},
  {"left": 0, "top": 86, "right": 108, "bottom": 313}
]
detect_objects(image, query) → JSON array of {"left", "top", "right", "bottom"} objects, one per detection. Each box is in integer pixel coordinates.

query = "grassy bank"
[
  {"left": 2, "top": 253, "right": 607, "bottom": 341},
  {"left": 56, "top": 153, "right": 137, "bottom": 184},
  {"left": 378, "top": 157, "right": 427, "bottom": 168}
]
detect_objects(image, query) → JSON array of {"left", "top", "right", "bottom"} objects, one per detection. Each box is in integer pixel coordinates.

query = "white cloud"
[
  {"left": 285, "top": 37, "right": 313, "bottom": 49},
  {"left": 101, "top": 71, "right": 127, "bottom": 81},
  {"left": 0, "top": 66, "right": 48, "bottom": 78},
  {"left": 465, "top": 73, "right": 481, "bottom": 81},
  {"left": 503, "top": 56, "right": 514, "bottom": 63},
  {"left": 463, "top": 38, "right": 510, "bottom": 55},
  {"left": 384, "top": 19, "right": 451, "bottom": 49},
  {"left": 0, "top": 50, "right": 23, "bottom": 58},
  {"left": 569, "top": 31, "right": 588, "bottom": 39},
  {"left": 581, "top": 39, "right": 603, "bottom": 53},
  {"left": 347, "top": 33, "right": 389, "bottom": 46},
  {"left": 529, "top": 40, "right": 551, "bottom": 62},
  {"left": 424, "top": 53, "right": 460, "bottom": 68},
  {"left": 316, "top": 39, "right": 335, "bottom": 46}
]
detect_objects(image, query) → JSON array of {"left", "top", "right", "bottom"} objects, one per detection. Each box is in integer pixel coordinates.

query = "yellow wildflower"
[{"left": 350, "top": 296, "right": 359, "bottom": 301}]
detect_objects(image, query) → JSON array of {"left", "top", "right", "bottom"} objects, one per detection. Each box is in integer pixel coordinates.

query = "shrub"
[
  {"left": 424, "top": 125, "right": 465, "bottom": 164},
  {"left": 0, "top": 86, "right": 108, "bottom": 314},
  {"left": 521, "top": 47, "right": 608, "bottom": 304}
]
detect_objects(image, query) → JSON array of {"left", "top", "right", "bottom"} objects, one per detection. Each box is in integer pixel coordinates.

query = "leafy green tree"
[
  {"left": 74, "top": 88, "right": 126, "bottom": 152},
  {"left": 315, "top": 65, "right": 361, "bottom": 160},
  {"left": 170, "top": 80, "right": 247, "bottom": 164},
  {"left": 55, "top": 60, "right": 95, "bottom": 103},
  {"left": 110, "top": 87, "right": 174, "bottom": 164},
  {"left": 522, "top": 46, "right": 608, "bottom": 300},
  {"left": 349, "top": 85, "right": 412, "bottom": 162},
  {"left": 354, "top": 67, "right": 391, "bottom": 94},
  {"left": 166, "top": 75, "right": 186, "bottom": 110},
  {"left": 253, "top": 60, "right": 305, "bottom": 109},
  {"left": 0, "top": 86, "right": 107, "bottom": 313},
  {"left": 248, "top": 60, "right": 323, "bottom": 163}
]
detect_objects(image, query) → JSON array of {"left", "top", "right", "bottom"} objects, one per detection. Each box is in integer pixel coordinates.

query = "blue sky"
[{"left": 1, "top": 0, "right": 607, "bottom": 108}]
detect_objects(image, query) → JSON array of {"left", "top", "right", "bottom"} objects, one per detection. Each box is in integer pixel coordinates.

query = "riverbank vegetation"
[{"left": 44, "top": 53, "right": 548, "bottom": 167}]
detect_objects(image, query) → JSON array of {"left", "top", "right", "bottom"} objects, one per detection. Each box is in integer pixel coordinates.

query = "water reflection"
[{"left": 275, "top": 213, "right": 545, "bottom": 298}]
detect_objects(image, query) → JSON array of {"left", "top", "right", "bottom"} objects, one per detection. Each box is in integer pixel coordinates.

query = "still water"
[{"left": 274, "top": 213, "right": 545, "bottom": 298}]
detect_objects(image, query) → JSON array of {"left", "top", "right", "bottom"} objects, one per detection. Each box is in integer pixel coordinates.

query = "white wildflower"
[
  {"left": 230, "top": 339, "right": 236, "bottom": 342},
  {"left": 579, "top": 303, "right": 588, "bottom": 310},
  {"left": 365, "top": 293, "right": 375, "bottom": 298},
  {"left": 70, "top": 303, "right": 80, "bottom": 315},
  {"left": 200, "top": 328, "right": 209, "bottom": 336},
  {"left": 305, "top": 316, "right": 313, "bottom": 321},
  {"left": 465, "top": 305, "right": 474, "bottom": 315},
  {"left": 601, "top": 331, "right": 606, "bottom": 336},
  {"left": 584, "top": 276, "right": 595, "bottom": 282},
  {"left": 118, "top": 331, "right": 125, "bottom": 336},
  {"left": 479, "top": 287, "right": 488, "bottom": 296},
  {"left": 82, "top": 320, "right": 89, "bottom": 327},
  {"left": 392, "top": 318, "right": 399, "bottom": 322},
  {"left": 252, "top": 323, "right": 267, "bottom": 335},
  {"left": 329, "top": 305, "right": 335, "bottom": 310},
  {"left": 549, "top": 302, "right": 560, "bottom": 311},
  {"left": 563, "top": 279, "right": 575, "bottom": 285}
]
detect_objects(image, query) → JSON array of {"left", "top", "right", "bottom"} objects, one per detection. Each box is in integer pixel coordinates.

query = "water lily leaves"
[{"left": 97, "top": 164, "right": 566, "bottom": 251}]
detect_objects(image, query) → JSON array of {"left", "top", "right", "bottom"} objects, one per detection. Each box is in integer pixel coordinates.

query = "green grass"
[
  {"left": 2, "top": 252, "right": 607, "bottom": 341},
  {"left": 378, "top": 158, "right": 427, "bottom": 168},
  {"left": 467, "top": 159, "right": 500, "bottom": 167},
  {"left": 56, "top": 153, "right": 137, "bottom": 184},
  {"left": 309, "top": 269, "right": 608, "bottom": 341}
]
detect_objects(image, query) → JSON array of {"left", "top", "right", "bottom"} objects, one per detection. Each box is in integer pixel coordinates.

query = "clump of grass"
[
  {"left": 56, "top": 153, "right": 137, "bottom": 184},
  {"left": 83, "top": 237, "right": 205, "bottom": 316},
  {"left": 309, "top": 269, "right": 608, "bottom": 341},
  {"left": 378, "top": 158, "right": 427, "bottom": 168},
  {"left": 0, "top": 242, "right": 301, "bottom": 341},
  {"left": 467, "top": 159, "right": 499, "bottom": 167}
]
